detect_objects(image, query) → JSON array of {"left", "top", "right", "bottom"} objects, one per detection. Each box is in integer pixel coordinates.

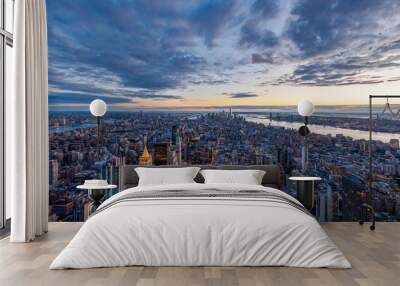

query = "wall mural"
[{"left": 47, "top": 1, "right": 400, "bottom": 222}]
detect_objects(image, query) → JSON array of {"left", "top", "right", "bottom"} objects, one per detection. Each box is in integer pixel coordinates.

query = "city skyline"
[
  {"left": 47, "top": 1, "right": 400, "bottom": 110},
  {"left": 48, "top": 111, "right": 400, "bottom": 222}
]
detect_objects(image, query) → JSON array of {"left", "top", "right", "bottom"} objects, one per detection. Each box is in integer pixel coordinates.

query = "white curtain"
[{"left": 9, "top": 0, "right": 49, "bottom": 242}]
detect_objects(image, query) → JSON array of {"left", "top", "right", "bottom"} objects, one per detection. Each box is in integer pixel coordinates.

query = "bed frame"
[{"left": 119, "top": 165, "right": 284, "bottom": 190}]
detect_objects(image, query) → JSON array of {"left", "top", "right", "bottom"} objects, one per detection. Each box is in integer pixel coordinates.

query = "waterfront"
[
  {"left": 49, "top": 112, "right": 400, "bottom": 143},
  {"left": 245, "top": 115, "right": 400, "bottom": 143},
  {"left": 49, "top": 123, "right": 96, "bottom": 134}
]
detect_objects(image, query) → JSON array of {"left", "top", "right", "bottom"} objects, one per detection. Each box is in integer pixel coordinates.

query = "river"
[
  {"left": 49, "top": 114, "right": 400, "bottom": 143},
  {"left": 245, "top": 115, "right": 400, "bottom": 143},
  {"left": 49, "top": 123, "right": 96, "bottom": 134}
]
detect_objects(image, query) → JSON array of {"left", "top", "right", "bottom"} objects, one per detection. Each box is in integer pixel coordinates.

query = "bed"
[{"left": 50, "top": 165, "right": 351, "bottom": 269}]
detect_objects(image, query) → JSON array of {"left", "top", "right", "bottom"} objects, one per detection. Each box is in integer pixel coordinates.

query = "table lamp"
[
  {"left": 297, "top": 99, "right": 314, "bottom": 173},
  {"left": 89, "top": 99, "right": 107, "bottom": 160}
]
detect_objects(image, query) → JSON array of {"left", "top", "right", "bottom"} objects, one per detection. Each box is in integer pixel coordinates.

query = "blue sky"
[{"left": 47, "top": 0, "right": 400, "bottom": 110}]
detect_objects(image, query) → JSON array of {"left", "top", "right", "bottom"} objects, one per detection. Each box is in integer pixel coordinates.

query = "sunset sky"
[{"left": 47, "top": 0, "right": 400, "bottom": 110}]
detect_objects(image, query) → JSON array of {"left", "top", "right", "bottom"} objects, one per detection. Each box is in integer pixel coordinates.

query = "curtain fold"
[{"left": 9, "top": 0, "right": 49, "bottom": 242}]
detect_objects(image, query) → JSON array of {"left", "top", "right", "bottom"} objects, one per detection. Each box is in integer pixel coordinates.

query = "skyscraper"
[
  {"left": 154, "top": 143, "right": 169, "bottom": 165},
  {"left": 170, "top": 125, "right": 182, "bottom": 166},
  {"left": 317, "top": 185, "right": 333, "bottom": 222},
  {"left": 49, "top": 160, "right": 59, "bottom": 186},
  {"left": 176, "top": 134, "right": 182, "bottom": 165},
  {"left": 171, "top": 125, "right": 178, "bottom": 146}
]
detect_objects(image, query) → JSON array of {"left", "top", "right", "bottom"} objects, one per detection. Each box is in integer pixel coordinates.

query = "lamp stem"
[
  {"left": 96, "top": 116, "right": 100, "bottom": 161},
  {"left": 303, "top": 116, "right": 309, "bottom": 174}
]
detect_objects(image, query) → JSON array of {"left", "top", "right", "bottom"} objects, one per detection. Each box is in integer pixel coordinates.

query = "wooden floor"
[{"left": 0, "top": 222, "right": 399, "bottom": 286}]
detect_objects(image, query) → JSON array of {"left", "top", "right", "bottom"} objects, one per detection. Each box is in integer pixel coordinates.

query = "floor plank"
[{"left": 0, "top": 222, "right": 399, "bottom": 286}]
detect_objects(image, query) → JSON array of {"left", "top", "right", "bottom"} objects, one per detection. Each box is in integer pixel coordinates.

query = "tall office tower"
[
  {"left": 49, "top": 160, "right": 59, "bottom": 186},
  {"left": 169, "top": 149, "right": 178, "bottom": 166},
  {"left": 183, "top": 136, "right": 190, "bottom": 163},
  {"left": 229, "top": 107, "right": 233, "bottom": 118},
  {"left": 176, "top": 135, "right": 182, "bottom": 165},
  {"left": 154, "top": 143, "right": 169, "bottom": 165},
  {"left": 301, "top": 145, "right": 307, "bottom": 173},
  {"left": 118, "top": 155, "right": 126, "bottom": 167},
  {"left": 231, "top": 149, "right": 239, "bottom": 164},
  {"left": 170, "top": 125, "right": 182, "bottom": 165},
  {"left": 317, "top": 185, "right": 333, "bottom": 222},
  {"left": 171, "top": 125, "right": 178, "bottom": 146},
  {"left": 94, "top": 160, "right": 108, "bottom": 179},
  {"left": 126, "top": 149, "right": 138, "bottom": 164}
]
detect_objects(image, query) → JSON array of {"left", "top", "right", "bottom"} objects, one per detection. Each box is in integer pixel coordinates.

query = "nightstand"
[
  {"left": 77, "top": 183, "right": 117, "bottom": 214},
  {"left": 289, "top": 177, "right": 321, "bottom": 210}
]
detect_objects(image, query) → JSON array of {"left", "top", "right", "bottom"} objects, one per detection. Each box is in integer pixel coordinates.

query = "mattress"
[{"left": 50, "top": 183, "right": 351, "bottom": 269}]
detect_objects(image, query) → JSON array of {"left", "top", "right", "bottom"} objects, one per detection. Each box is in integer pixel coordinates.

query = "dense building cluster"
[{"left": 48, "top": 111, "right": 400, "bottom": 222}]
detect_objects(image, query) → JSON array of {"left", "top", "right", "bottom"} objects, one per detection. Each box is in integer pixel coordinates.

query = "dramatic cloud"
[
  {"left": 47, "top": 0, "right": 211, "bottom": 106},
  {"left": 47, "top": 0, "right": 400, "bottom": 108},
  {"left": 275, "top": 0, "right": 400, "bottom": 86},
  {"left": 274, "top": 48, "right": 400, "bottom": 86},
  {"left": 250, "top": 0, "right": 279, "bottom": 18},
  {"left": 49, "top": 94, "right": 132, "bottom": 105},
  {"left": 252, "top": 53, "right": 273, "bottom": 64},
  {"left": 286, "top": 0, "right": 400, "bottom": 57},
  {"left": 239, "top": 20, "right": 278, "bottom": 48},
  {"left": 190, "top": 0, "right": 240, "bottom": 47},
  {"left": 224, "top": 92, "right": 259, "bottom": 98}
]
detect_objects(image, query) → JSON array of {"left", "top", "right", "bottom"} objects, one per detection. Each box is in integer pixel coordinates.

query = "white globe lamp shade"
[
  {"left": 297, "top": 99, "right": 314, "bottom": 117},
  {"left": 90, "top": 99, "right": 107, "bottom": 117}
]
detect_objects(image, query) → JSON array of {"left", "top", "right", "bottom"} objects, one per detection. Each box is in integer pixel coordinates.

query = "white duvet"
[{"left": 50, "top": 183, "right": 351, "bottom": 269}]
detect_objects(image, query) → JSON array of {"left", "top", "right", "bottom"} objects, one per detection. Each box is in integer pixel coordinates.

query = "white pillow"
[
  {"left": 135, "top": 167, "right": 201, "bottom": 186},
  {"left": 200, "top": 169, "right": 266, "bottom": 185}
]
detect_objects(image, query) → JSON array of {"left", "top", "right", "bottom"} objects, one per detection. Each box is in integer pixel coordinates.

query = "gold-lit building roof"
[{"left": 139, "top": 146, "right": 152, "bottom": 165}]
